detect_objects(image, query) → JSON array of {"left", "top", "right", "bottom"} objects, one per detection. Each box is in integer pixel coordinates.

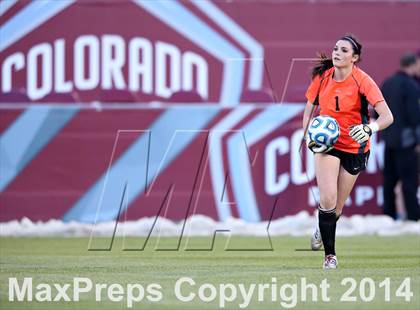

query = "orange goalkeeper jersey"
[{"left": 305, "top": 66, "right": 384, "bottom": 154}]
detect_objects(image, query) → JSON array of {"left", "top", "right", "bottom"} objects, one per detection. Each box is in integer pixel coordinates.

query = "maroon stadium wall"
[{"left": 0, "top": 0, "right": 419, "bottom": 222}]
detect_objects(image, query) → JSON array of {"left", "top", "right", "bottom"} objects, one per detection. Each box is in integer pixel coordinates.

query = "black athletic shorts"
[{"left": 325, "top": 148, "right": 370, "bottom": 175}]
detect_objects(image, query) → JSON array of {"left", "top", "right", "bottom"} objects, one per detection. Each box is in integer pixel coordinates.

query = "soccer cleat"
[
  {"left": 311, "top": 226, "right": 323, "bottom": 251},
  {"left": 323, "top": 254, "right": 338, "bottom": 269}
]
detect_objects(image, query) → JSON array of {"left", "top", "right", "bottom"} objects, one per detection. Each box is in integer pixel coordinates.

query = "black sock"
[{"left": 318, "top": 206, "right": 337, "bottom": 256}]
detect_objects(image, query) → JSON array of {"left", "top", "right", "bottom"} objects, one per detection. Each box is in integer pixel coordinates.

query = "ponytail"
[{"left": 311, "top": 53, "right": 333, "bottom": 79}]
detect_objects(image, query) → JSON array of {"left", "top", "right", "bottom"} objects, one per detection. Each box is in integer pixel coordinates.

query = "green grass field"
[{"left": 0, "top": 236, "right": 419, "bottom": 310}]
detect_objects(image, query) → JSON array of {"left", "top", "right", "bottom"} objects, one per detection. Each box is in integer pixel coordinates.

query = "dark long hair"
[{"left": 311, "top": 34, "right": 362, "bottom": 79}]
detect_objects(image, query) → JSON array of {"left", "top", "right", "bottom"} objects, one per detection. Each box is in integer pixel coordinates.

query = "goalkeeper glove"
[
  {"left": 349, "top": 122, "right": 379, "bottom": 144},
  {"left": 306, "top": 134, "right": 333, "bottom": 153}
]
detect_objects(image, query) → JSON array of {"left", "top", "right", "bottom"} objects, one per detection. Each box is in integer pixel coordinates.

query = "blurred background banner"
[{"left": 1, "top": 0, "right": 419, "bottom": 222}]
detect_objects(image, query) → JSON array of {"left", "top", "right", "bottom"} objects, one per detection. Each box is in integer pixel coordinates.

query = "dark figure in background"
[
  {"left": 415, "top": 50, "right": 420, "bottom": 87},
  {"left": 381, "top": 52, "right": 420, "bottom": 221}
]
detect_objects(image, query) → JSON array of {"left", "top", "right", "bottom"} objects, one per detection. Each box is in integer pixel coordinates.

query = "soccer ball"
[{"left": 308, "top": 115, "right": 340, "bottom": 147}]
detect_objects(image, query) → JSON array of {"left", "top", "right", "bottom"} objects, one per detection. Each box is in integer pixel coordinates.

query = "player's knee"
[{"left": 320, "top": 194, "right": 337, "bottom": 210}]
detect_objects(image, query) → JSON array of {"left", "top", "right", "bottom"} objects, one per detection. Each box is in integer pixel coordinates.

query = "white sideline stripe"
[{"left": 1, "top": 212, "right": 419, "bottom": 237}]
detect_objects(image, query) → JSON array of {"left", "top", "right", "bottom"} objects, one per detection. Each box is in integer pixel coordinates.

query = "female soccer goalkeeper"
[{"left": 302, "top": 34, "right": 394, "bottom": 269}]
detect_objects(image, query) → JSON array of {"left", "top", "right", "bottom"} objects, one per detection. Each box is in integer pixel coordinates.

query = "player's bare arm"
[
  {"left": 302, "top": 100, "right": 315, "bottom": 132},
  {"left": 373, "top": 100, "right": 394, "bottom": 130}
]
